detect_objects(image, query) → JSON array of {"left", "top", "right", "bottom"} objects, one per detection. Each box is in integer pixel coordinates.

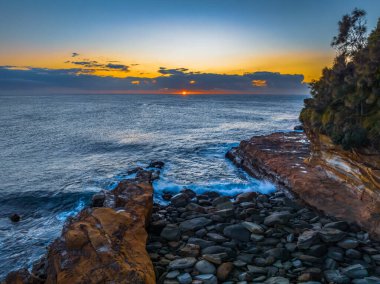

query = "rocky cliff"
[
  {"left": 4, "top": 167, "right": 161, "bottom": 284},
  {"left": 227, "top": 132, "right": 380, "bottom": 239}
]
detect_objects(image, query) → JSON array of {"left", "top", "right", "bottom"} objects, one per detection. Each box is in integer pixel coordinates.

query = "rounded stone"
[{"left": 195, "top": 260, "right": 216, "bottom": 274}]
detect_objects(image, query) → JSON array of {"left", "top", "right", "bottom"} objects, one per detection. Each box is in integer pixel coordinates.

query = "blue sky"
[{"left": 0, "top": 0, "right": 379, "bottom": 94}]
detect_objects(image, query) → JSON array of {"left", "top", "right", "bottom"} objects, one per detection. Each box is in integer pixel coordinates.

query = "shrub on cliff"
[{"left": 300, "top": 9, "right": 380, "bottom": 150}]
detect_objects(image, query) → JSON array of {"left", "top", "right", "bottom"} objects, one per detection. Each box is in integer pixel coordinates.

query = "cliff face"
[
  {"left": 227, "top": 132, "right": 380, "bottom": 239},
  {"left": 304, "top": 126, "right": 380, "bottom": 193},
  {"left": 5, "top": 169, "right": 158, "bottom": 284}
]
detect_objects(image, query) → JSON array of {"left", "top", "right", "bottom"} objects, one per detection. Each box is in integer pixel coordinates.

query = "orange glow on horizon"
[{"left": 181, "top": 90, "right": 187, "bottom": 95}]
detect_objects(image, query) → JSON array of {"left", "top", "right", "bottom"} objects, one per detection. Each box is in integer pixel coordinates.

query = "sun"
[{"left": 181, "top": 90, "right": 187, "bottom": 96}]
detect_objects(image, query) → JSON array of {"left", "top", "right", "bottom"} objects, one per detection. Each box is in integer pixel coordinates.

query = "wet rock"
[
  {"left": 235, "top": 192, "right": 257, "bottom": 203},
  {"left": 217, "top": 262, "right": 233, "bottom": 281},
  {"left": 166, "top": 270, "right": 180, "bottom": 279},
  {"left": 178, "top": 244, "right": 200, "bottom": 257},
  {"left": 319, "top": 228, "right": 346, "bottom": 242},
  {"left": 177, "top": 273, "right": 192, "bottom": 284},
  {"left": 195, "top": 260, "right": 216, "bottom": 274},
  {"left": 171, "top": 193, "right": 189, "bottom": 207},
  {"left": 346, "top": 248, "right": 362, "bottom": 259},
  {"left": 294, "top": 125, "right": 304, "bottom": 131},
  {"left": 168, "top": 257, "right": 197, "bottom": 270},
  {"left": 179, "top": 217, "right": 212, "bottom": 231},
  {"left": 223, "top": 224, "right": 250, "bottom": 242},
  {"left": 194, "top": 274, "right": 217, "bottom": 284},
  {"left": 342, "top": 264, "right": 368, "bottom": 279},
  {"left": 297, "top": 230, "right": 319, "bottom": 249},
  {"left": 185, "top": 203, "right": 206, "bottom": 213},
  {"left": 180, "top": 188, "right": 196, "bottom": 199},
  {"left": 10, "top": 213, "right": 20, "bottom": 222},
  {"left": 263, "top": 248, "right": 290, "bottom": 261},
  {"left": 241, "top": 221, "right": 264, "bottom": 234},
  {"left": 207, "top": 232, "right": 228, "bottom": 243},
  {"left": 324, "top": 221, "right": 348, "bottom": 231},
  {"left": 324, "top": 270, "right": 350, "bottom": 284},
  {"left": 264, "top": 211, "right": 292, "bottom": 226},
  {"left": 202, "top": 245, "right": 235, "bottom": 258},
  {"left": 187, "top": 237, "right": 215, "bottom": 249},
  {"left": 264, "top": 276, "right": 290, "bottom": 284},
  {"left": 251, "top": 233, "right": 265, "bottom": 242},
  {"left": 203, "top": 253, "right": 228, "bottom": 265},
  {"left": 148, "top": 160, "right": 165, "bottom": 169},
  {"left": 338, "top": 238, "right": 359, "bottom": 249},
  {"left": 161, "top": 224, "right": 181, "bottom": 241},
  {"left": 91, "top": 192, "right": 105, "bottom": 207}
]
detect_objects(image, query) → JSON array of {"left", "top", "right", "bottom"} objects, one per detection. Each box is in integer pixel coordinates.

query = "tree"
[{"left": 331, "top": 8, "right": 367, "bottom": 57}]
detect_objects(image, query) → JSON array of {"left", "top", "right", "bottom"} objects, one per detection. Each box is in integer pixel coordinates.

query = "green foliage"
[{"left": 301, "top": 13, "right": 380, "bottom": 150}]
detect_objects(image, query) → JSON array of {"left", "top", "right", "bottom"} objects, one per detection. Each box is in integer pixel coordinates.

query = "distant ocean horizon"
[{"left": 0, "top": 93, "right": 306, "bottom": 276}]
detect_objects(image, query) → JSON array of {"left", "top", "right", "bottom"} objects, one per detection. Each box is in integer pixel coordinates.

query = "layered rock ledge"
[
  {"left": 5, "top": 166, "right": 162, "bottom": 284},
  {"left": 226, "top": 132, "right": 380, "bottom": 239}
]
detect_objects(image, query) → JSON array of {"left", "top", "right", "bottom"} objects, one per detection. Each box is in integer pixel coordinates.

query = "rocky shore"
[
  {"left": 148, "top": 188, "right": 380, "bottom": 284},
  {"left": 227, "top": 132, "right": 380, "bottom": 239},
  {"left": 4, "top": 132, "right": 380, "bottom": 284},
  {"left": 4, "top": 164, "right": 162, "bottom": 284}
]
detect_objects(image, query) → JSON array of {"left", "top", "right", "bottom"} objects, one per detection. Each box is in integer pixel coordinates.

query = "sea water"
[{"left": 0, "top": 93, "right": 306, "bottom": 276}]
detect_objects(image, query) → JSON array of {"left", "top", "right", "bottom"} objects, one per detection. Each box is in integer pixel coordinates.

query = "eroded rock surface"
[
  {"left": 227, "top": 132, "right": 380, "bottom": 239},
  {"left": 5, "top": 168, "right": 160, "bottom": 284}
]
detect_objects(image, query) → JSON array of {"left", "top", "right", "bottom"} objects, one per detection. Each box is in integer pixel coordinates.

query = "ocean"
[{"left": 0, "top": 93, "right": 306, "bottom": 276}]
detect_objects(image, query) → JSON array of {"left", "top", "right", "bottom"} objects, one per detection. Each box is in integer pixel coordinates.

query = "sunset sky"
[{"left": 1, "top": 0, "right": 380, "bottom": 95}]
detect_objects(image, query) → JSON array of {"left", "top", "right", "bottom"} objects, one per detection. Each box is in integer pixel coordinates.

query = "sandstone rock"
[
  {"left": 223, "top": 224, "right": 250, "bottom": 242},
  {"left": 30, "top": 172, "right": 157, "bottom": 284},
  {"left": 217, "top": 262, "right": 233, "bottom": 281},
  {"left": 179, "top": 217, "right": 212, "bottom": 231}
]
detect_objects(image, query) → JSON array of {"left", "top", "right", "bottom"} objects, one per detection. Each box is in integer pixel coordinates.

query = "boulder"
[
  {"left": 195, "top": 260, "right": 216, "bottom": 274},
  {"left": 217, "top": 262, "right": 233, "bottom": 281},
  {"left": 264, "top": 211, "right": 292, "bottom": 226},
  {"left": 171, "top": 193, "right": 189, "bottom": 207},
  {"left": 168, "top": 257, "right": 197, "bottom": 270},
  {"left": 319, "top": 228, "right": 346, "bottom": 242},
  {"left": 161, "top": 224, "right": 181, "bottom": 241},
  {"left": 223, "top": 224, "right": 250, "bottom": 242},
  {"left": 179, "top": 217, "right": 212, "bottom": 231},
  {"left": 297, "top": 230, "right": 319, "bottom": 249}
]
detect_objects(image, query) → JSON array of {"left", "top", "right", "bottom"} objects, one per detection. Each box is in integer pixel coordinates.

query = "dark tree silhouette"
[
  {"left": 331, "top": 8, "right": 367, "bottom": 57},
  {"left": 301, "top": 10, "right": 380, "bottom": 150}
]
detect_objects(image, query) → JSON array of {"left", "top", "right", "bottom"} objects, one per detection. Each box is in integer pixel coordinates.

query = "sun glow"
[{"left": 181, "top": 91, "right": 187, "bottom": 96}]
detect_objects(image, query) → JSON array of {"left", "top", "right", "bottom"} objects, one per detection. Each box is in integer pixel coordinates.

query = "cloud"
[
  {"left": 105, "top": 63, "right": 129, "bottom": 72},
  {"left": 71, "top": 52, "right": 80, "bottom": 57},
  {"left": 0, "top": 66, "right": 308, "bottom": 95}
]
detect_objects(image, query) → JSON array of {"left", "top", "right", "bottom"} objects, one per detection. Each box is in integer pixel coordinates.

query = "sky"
[{"left": 0, "top": 0, "right": 379, "bottom": 95}]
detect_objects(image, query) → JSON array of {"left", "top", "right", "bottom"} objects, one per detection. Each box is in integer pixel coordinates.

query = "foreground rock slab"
[
  {"left": 5, "top": 168, "right": 160, "bottom": 284},
  {"left": 227, "top": 132, "right": 380, "bottom": 239}
]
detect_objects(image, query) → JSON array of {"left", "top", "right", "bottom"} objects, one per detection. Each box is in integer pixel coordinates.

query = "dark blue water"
[{"left": 0, "top": 94, "right": 306, "bottom": 276}]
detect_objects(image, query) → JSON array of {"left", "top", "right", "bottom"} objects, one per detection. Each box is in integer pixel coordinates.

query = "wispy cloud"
[{"left": 71, "top": 52, "right": 80, "bottom": 57}]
